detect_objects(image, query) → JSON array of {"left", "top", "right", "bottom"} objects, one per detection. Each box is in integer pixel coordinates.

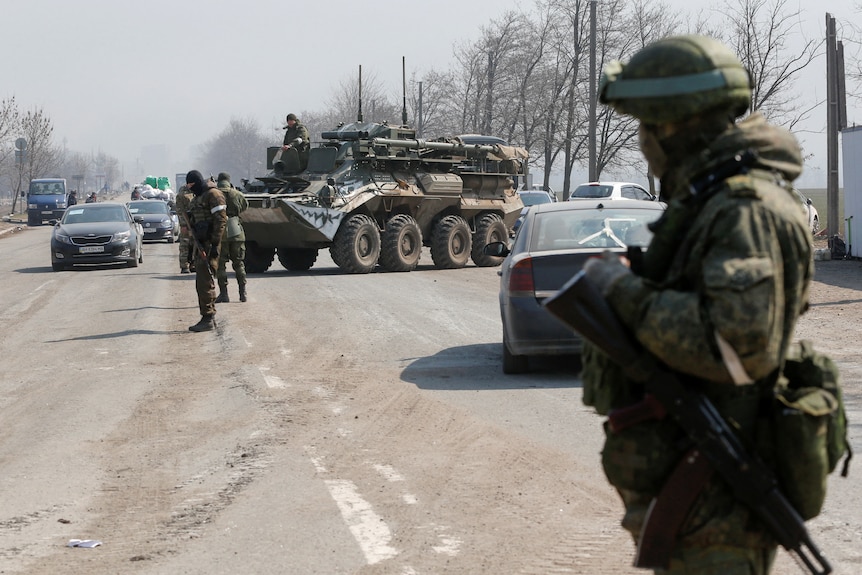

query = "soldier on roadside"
[
  {"left": 214, "top": 172, "right": 249, "bottom": 303},
  {"left": 185, "top": 170, "right": 227, "bottom": 332},
  {"left": 579, "top": 35, "right": 813, "bottom": 574},
  {"left": 175, "top": 184, "right": 196, "bottom": 273}
]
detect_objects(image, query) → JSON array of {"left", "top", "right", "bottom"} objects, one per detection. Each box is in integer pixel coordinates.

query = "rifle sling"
[{"left": 635, "top": 448, "right": 713, "bottom": 570}]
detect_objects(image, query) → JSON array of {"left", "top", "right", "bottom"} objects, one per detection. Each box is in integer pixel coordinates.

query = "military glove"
[{"left": 583, "top": 251, "right": 631, "bottom": 296}]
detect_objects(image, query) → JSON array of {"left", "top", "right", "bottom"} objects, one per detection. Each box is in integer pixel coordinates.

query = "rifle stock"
[{"left": 543, "top": 271, "right": 832, "bottom": 575}]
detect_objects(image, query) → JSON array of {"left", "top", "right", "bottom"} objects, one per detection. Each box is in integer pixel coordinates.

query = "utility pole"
[
  {"left": 588, "top": 0, "right": 598, "bottom": 182},
  {"left": 826, "top": 13, "right": 847, "bottom": 244}
]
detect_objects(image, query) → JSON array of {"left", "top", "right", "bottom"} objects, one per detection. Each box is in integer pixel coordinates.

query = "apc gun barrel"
[{"left": 371, "top": 137, "right": 499, "bottom": 154}]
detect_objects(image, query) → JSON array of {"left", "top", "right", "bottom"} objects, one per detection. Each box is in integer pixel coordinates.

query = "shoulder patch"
[{"left": 723, "top": 174, "right": 759, "bottom": 198}]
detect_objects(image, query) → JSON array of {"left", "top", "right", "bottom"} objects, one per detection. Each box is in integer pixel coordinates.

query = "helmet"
[
  {"left": 599, "top": 35, "right": 751, "bottom": 124},
  {"left": 286, "top": 113, "right": 297, "bottom": 122},
  {"left": 217, "top": 171, "right": 231, "bottom": 182}
]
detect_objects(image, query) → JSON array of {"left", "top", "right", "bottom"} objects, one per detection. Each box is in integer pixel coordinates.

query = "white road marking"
[
  {"left": 257, "top": 366, "right": 287, "bottom": 388},
  {"left": 373, "top": 464, "right": 405, "bottom": 482},
  {"left": 325, "top": 479, "right": 399, "bottom": 565},
  {"left": 402, "top": 494, "right": 418, "bottom": 505}
]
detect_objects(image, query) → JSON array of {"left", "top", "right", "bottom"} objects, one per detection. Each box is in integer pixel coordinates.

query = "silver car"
[{"left": 487, "top": 199, "right": 666, "bottom": 374}]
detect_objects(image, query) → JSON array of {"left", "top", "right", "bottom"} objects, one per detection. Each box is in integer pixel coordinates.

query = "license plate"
[
  {"left": 42, "top": 210, "right": 53, "bottom": 214},
  {"left": 144, "top": 228, "right": 157, "bottom": 233},
  {"left": 79, "top": 246, "right": 105, "bottom": 254}
]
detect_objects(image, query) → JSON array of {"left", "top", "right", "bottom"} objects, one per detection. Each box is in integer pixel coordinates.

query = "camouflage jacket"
[
  {"left": 606, "top": 112, "right": 812, "bottom": 388},
  {"left": 188, "top": 180, "right": 227, "bottom": 248},
  {"left": 583, "top": 113, "right": 813, "bottom": 548},
  {"left": 217, "top": 181, "right": 248, "bottom": 242},
  {"left": 175, "top": 187, "right": 194, "bottom": 227},
  {"left": 283, "top": 121, "right": 310, "bottom": 150}
]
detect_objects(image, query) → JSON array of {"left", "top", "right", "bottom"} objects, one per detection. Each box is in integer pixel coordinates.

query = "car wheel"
[
  {"left": 502, "top": 338, "right": 529, "bottom": 374},
  {"left": 168, "top": 235, "right": 175, "bottom": 244},
  {"left": 51, "top": 262, "right": 66, "bottom": 272}
]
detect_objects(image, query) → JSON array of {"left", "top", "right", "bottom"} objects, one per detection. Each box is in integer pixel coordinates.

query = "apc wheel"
[
  {"left": 277, "top": 247, "right": 318, "bottom": 271},
  {"left": 380, "top": 214, "right": 422, "bottom": 272},
  {"left": 245, "top": 241, "right": 275, "bottom": 273},
  {"left": 431, "top": 215, "right": 471, "bottom": 269},
  {"left": 471, "top": 213, "right": 508, "bottom": 267},
  {"left": 331, "top": 214, "right": 380, "bottom": 274},
  {"left": 502, "top": 337, "right": 529, "bottom": 374}
]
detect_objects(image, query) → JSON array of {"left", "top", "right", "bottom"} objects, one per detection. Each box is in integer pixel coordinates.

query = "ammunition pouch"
[
  {"left": 193, "top": 220, "right": 210, "bottom": 243},
  {"left": 764, "top": 341, "right": 850, "bottom": 520},
  {"left": 581, "top": 341, "right": 642, "bottom": 415}
]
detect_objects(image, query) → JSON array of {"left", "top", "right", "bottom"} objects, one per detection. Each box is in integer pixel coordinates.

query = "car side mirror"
[
  {"left": 133, "top": 215, "right": 144, "bottom": 223},
  {"left": 483, "top": 241, "right": 510, "bottom": 257},
  {"left": 807, "top": 198, "right": 813, "bottom": 205}
]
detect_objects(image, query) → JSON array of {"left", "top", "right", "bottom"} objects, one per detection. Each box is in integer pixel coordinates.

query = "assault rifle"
[
  {"left": 543, "top": 270, "right": 832, "bottom": 575},
  {"left": 181, "top": 210, "right": 217, "bottom": 278}
]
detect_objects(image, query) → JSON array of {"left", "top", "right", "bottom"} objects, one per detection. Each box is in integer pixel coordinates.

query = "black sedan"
[
  {"left": 127, "top": 200, "right": 178, "bottom": 243},
  {"left": 51, "top": 203, "right": 144, "bottom": 271},
  {"left": 486, "top": 199, "right": 665, "bottom": 373}
]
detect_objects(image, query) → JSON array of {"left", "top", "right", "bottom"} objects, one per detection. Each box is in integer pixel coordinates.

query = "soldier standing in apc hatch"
[
  {"left": 579, "top": 35, "right": 813, "bottom": 573},
  {"left": 185, "top": 170, "right": 227, "bottom": 332},
  {"left": 280, "top": 113, "right": 310, "bottom": 171}
]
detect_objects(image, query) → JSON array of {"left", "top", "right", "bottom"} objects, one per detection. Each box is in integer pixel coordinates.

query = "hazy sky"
[{"left": 2, "top": 0, "right": 858, "bottom": 188}]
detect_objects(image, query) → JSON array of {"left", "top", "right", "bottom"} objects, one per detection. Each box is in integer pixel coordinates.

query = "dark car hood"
[{"left": 56, "top": 222, "right": 130, "bottom": 236}]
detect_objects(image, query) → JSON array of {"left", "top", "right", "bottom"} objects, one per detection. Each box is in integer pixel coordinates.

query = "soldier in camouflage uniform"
[
  {"left": 581, "top": 35, "right": 812, "bottom": 574},
  {"left": 277, "top": 113, "right": 310, "bottom": 172},
  {"left": 214, "top": 172, "right": 249, "bottom": 303},
  {"left": 185, "top": 170, "right": 227, "bottom": 332},
  {"left": 175, "top": 184, "right": 195, "bottom": 273}
]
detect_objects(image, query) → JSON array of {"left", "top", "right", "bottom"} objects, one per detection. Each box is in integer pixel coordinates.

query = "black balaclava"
[{"left": 185, "top": 170, "right": 205, "bottom": 197}]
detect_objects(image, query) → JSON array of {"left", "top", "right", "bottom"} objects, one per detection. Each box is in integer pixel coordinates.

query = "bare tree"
[
  {"left": 19, "top": 107, "right": 62, "bottom": 183},
  {"left": 199, "top": 117, "right": 270, "bottom": 182},
  {"left": 0, "top": 97, "right": 21, "bottom": 205},
  {"left": 717, "top": 0, "right": 820, "bottom": 130},
  {"left": 64, "top": 151, "right": 92, "bottom": 193},
  {"left": 408, "top": 69, "right": 458, "bottom": 139}
]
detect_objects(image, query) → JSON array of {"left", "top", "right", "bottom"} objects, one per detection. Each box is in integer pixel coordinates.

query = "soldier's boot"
[
  {"left": 215, "top": 287, "right": 229, "bottom": 303},
  {"left": 239, "top": 284, "right": 247, "bottom": 303},
  {"left": 188, "top": 315, "right": 216, "bottom": 332}
]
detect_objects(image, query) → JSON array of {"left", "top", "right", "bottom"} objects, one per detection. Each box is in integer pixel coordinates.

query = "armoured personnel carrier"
[{"left": 239, "top": 120, "right": 528, "bottom": 274}]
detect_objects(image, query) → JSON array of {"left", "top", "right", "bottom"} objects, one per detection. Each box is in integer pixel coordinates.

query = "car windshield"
[
  {"left": 532, "top": 208, "right": 661, "bottom": 252},
  {"left": 519, "top": 192, "right": 553, "bottom": 206},
  {"left": 62, "top": 206, "right": 127, "bottom": 224},
  {"left": 128, "top": 202, "right": 168, "bottom": 215},
  {"left": 570, "top": 184, "right": 613, "bottom": 199},
  {"left": 30, "top": 182, "right": 66, "bottom": 195}
]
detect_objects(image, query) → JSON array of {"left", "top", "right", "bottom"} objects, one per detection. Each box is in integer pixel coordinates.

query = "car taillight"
[{"left": 508, "top": 257, "right": 535, "bottom": 294}]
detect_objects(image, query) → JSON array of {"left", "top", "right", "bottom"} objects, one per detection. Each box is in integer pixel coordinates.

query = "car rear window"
[
  {"left": 519, "top": 192, "right": 553, "bottom": 206},
  {"left": 570, "top": 184, "right": 613, "bottom": 199},
  {"left": 532, "top": 208, "right": 661, "bottom": 252}
]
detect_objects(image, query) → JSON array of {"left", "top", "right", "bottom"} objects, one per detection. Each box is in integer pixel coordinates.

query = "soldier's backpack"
[{"left": 770, "top": 340, "right": 851, "bottom": 520}]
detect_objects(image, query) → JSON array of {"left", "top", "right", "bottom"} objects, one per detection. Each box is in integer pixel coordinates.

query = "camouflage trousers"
[
  {"left": 656, "top": 545, "right": 776, "bottom": 575},
  {"left": 194, "top": 250, "right": 219, "bottom": 317},
  {"left": 217, "top": 240, "right": 246, "bottom": 290},
  {"left": 178, "top": 228, "right": 192, "bottom": 271}
]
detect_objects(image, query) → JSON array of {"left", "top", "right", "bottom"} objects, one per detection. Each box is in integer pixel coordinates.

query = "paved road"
[{"left": 0, "top": 221, "right": 858, "bottom": 574}]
